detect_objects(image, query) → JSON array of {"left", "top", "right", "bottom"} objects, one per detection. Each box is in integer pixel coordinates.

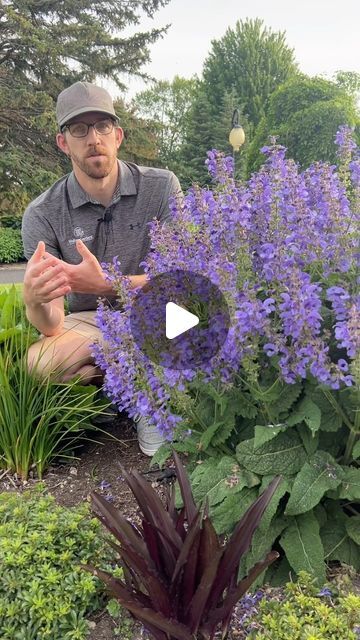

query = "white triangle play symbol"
[{"left": 166, "top": 302, "right": 199, "bottom": 340}]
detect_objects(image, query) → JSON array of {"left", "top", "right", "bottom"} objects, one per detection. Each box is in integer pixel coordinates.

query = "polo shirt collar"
[{"left": 66, "top": 159, "right": 137, "bottom": 209}]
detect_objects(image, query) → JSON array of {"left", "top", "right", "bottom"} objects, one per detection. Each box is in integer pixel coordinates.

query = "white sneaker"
[{"left": 135, "top": 415, "right": 167, "bottom": 457}]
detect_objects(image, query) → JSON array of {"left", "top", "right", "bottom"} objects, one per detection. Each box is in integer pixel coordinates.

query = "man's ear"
[
  {"left": 56, "top": 131, "right": 70, "bottom": 156},
  {"left": 116, "top": 126, "right": 124, "bottom": 150}
]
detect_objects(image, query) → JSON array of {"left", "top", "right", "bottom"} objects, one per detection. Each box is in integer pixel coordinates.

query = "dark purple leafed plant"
[{"left": 80, "top": 452, "right": 281, "bottom": 640}]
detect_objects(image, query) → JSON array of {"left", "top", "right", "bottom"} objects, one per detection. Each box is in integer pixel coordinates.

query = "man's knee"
[{"left": 27, "top": 331, "right": 97, "bottom": 382}]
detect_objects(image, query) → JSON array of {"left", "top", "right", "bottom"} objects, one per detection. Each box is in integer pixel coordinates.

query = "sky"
[{"left": 110, "top": 0, "right": 360, "bottom": 100}]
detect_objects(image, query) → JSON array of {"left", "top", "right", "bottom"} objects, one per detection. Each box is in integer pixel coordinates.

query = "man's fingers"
[
  {"left": 75, "top": 239, "right": 94, "bottom": 260},
  {"left": 30, "top": 256, "right": 62, "bottom": 278},
  {"left": 32, "top": 241, "right": 46, "bottom": 262},
  {"left": 40, "top": 275, "right": 71, "bottom": 298}
]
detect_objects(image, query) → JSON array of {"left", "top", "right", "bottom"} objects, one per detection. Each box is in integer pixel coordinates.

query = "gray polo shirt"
[{"left": 22, "top": 160, "right": 180, "bottom": 312}]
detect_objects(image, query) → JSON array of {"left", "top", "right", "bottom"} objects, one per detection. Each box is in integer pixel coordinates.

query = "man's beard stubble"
[{"left": 68, "top": 147, "right": 117, "bottom": 179}]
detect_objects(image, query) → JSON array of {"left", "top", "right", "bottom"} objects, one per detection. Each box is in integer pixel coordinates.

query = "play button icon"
[
  {"left": 166, "top": 302, "right": 199, "bottom": 339},
  {"left": 129, "top": 269, "right": 230, "bottom": 370}
]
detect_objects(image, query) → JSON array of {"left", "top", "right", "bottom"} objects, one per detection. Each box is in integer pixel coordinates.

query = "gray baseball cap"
[{"left": 56, "top": 81, "right": 117, "bottom": 128}]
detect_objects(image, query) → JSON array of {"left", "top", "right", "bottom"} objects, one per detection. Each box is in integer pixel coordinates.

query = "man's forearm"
[
  {"left": 100, "top": 273, "right": 149, "bottom": 295},
  {"left": 25, "top": 301, "right": 64, "bottom": 336}
]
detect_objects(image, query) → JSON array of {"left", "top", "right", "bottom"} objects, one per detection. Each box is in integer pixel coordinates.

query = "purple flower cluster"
[{"left": 92, "top": 134, "right": 359, "bottom": 436}]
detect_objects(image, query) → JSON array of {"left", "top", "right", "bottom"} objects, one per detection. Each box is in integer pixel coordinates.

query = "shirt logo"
[
  {"left": 68, "top": 227, "right": 93, "bottom": 245},
  {"left": 73, "top": 227, "right": 84, "bottom": 238}
]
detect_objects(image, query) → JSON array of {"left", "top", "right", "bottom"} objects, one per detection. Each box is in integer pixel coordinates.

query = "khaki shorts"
[{"left": 63, "top": 310, "right": 103, "bottom": 342}]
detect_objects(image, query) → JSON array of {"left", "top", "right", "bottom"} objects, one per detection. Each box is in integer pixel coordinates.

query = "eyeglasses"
[{"left": 61, "top": 118, "right": 116, "bottom": 138}]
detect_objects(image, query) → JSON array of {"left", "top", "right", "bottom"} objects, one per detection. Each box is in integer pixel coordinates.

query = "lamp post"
[{"left": 229, "top": 108, "right": 245, "bottom": 176}]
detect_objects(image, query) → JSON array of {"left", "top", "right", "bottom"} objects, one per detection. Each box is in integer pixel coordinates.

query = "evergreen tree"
[
  {"left": 0, "top": 0, "right": 170, "bottom": 214},
  {"left": 179, "top": 85, "right": 249, "bottom": 187},
  {"left": 202, "top": 18, "right": 299, "bottom": 128}
]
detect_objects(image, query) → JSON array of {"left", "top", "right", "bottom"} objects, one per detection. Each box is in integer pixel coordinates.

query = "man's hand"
[
  {"left": 23, "top": 241, "right": 71, "bottom": 307},
  {"left": 46, "top": 240, "right": 111, "bottom": 295}
]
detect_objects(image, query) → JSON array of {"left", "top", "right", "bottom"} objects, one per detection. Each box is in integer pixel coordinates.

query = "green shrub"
[
  {"left": 244, "top": 571, "right": 360, "bottom": 639},
  {"left": 0, "top": 485, "right": 118, "bottom": 640},
  {"left": 0, "top": 214, "right": 23, "bottom": 230},
  {"left": 0, "top": 226, "right": 24, "bottom": 263}
]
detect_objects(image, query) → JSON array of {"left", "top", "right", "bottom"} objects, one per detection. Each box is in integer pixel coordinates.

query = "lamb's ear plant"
[{"left": 81, "top": 452, "right": 281, "bottom": 640}]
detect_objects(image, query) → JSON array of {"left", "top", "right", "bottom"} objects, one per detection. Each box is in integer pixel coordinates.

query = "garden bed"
[{"left": 0, "top": 413, "right": 359, "bottom": 640}]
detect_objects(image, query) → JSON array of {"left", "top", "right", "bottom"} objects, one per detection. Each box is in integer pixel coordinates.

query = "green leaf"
[
  {"left": 285, "top": 451, "right": 343, "bottom": 516},
  {"left": 352, "top": 440, "right": 360, "bottom": 460},
  {"left": 321, "top": 520, "right": 360, "bottom": 571},
  {"left": 306, "top": 384, "right": 343, "bottom": 432},
  {"left": 245, "top": 515, "right": 288, "bottom": 576},
  {"left": 346, "top": 516, "right": 360, "bottom": 545},
  {"left": 270, "top": 381, "right": 303, "bottom": 418},
  {"left": 297, "top": 423, "right": 319, "bottom": 456},
  {"left": 279, "top": 512, "right": 326, "bottom": 584},
  {"left": 190, "top": 457, "right": 259, "bottom": 509},
  {"left": 0, "top": 286, "right": 18, "bottom": 329},
  {"left": 286, "top": 397, "right": 321, "bottom": 435},
  {"left": 258, "top": 476, "right": 292, "bottom": 532},
  {"left": 253, "top": 423, "right": 288, "bottom": 450},
  {"left": 211, "top": 487, "right": 259, "bottom": 535},
  {"left": 229, "top": 389, "right": 258, "bottom": 418},
  {"left": 337, "top": 467, "right": 360, "bottom": 500},
  {"left": 199, "top": 422, "right": 223, "bottom": 451},
  {"left": 236, "top": 431, "right": 307, "bottom": 476},
  {"left": 266, "top": 556, "right": 294, "bottom": 586},
  {"left": 150, "top": 443, "right": 173, "bottom": 469}
]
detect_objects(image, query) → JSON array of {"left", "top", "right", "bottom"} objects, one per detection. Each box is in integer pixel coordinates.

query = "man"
[{"left": 22, "top": 81, "right": 181, "bottom": 386}]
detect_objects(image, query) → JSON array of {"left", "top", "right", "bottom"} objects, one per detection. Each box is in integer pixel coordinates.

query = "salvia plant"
[
  {"left": 81, "top": 451, "right": 281, "bottom": 640},
  {"left": 92, "top": 126, "right": 360, "bottom": 583}
]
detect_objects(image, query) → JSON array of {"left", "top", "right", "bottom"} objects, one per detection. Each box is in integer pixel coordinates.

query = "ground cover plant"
[
  {"left": 242, "top": 570, "right": 360, "bottom": 639},
  {"left": 81, "top": 451, "right": 281, "bottom": 640},
  {"left": 0, "top": 285, "right": 111, "bottom": 479},
  {"left": 92, "top": 126, "right": 360, "bottom": 585},
  {"left": 0, "top": 484, "right": 117, "bottom": 640}
]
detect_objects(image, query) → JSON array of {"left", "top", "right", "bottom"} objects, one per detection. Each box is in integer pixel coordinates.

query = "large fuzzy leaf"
[
  {"left": 207, "top": 476, "right": 282, "bottom": 610},
  {"left": 336, "top": 467, "right": 360, "bottom": 500},
  {"left": 279, "top": 511, "right": 326, "bottom": 583},
  {"left": 322, "top": 520, "right": 360, "bottom": 571},
  {"left": 286, "top": 396, "right": 322, "bottom": 435},
  {"left": 346, "top": 516, "right": 360, "bottom": 545},
  {"left": 236, "top": 431, "right": 307, "bottom": 475},
  {"left": 285, "top": 451, "right": 343, "bottom": 515},
  {"left": 190, "top": 456, "right": 259, "bottom": 509},
  {"left": 211, "top": 487, "right": 259, "bottom": 535},
  {"left": 253, "top": 423, "right": 288, "bottom": 450},
  {"left": 245, "top": 516, "right": 288, "bottom": 576}
]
